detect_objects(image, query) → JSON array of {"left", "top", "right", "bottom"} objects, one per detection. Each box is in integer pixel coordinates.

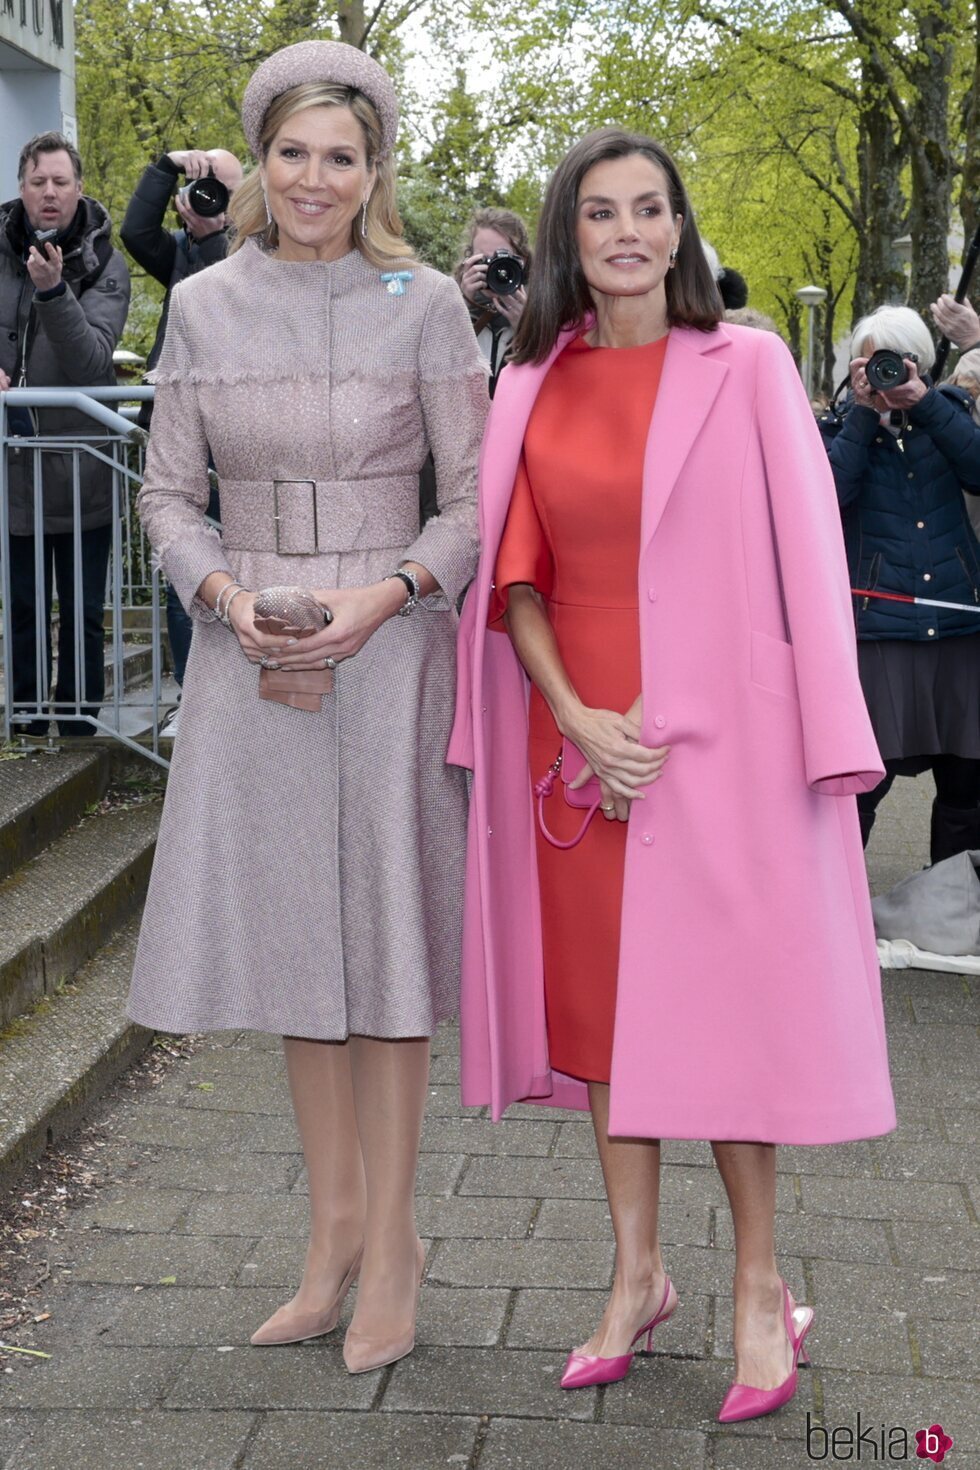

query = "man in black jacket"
[
  {"left": 121, "top": 148, "right": 242, "bottom": 728},
  {"left": 0, "top": 132, "right": 130, "bottom": 736}
]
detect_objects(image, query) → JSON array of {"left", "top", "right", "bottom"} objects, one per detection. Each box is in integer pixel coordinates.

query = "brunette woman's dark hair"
[{"left": 510, "top": 128, "right": 722, "bottom": 365}]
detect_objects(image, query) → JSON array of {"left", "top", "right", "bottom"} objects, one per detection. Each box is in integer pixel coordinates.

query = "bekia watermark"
[{"left": 805, "top": 1413, "right": 954, "bottom": 1461}]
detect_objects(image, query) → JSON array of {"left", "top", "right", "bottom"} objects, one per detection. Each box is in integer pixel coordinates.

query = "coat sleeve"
[
  {"left": 825, "top": 402, "right": 879, "bottom": 509},
  {"left": 120, "top": 161, "right": 179, "bottom": 286},
  {"left": 406, "top": 272, "right": 489, "bottom": 607},
  {"left": 137, "top": 286, "right": 233, "bottom": 618},
  {"left": 32, "top": 247, "right": 130, "bottom": 383},
  {"left": 754, "top": 331, "right": 884, "bottom": 796},
  {"left": 909, "top": 385, "right": 980, "bottom": 491}
]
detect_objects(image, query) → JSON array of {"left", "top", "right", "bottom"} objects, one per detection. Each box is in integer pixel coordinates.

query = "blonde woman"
[{"left": 127, "top": 41, "right": 488, "bottom": 1373}]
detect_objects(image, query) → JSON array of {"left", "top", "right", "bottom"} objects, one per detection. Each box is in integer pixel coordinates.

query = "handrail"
[{"left": 1, "top": 388, "right": 142, "bottom": 439}]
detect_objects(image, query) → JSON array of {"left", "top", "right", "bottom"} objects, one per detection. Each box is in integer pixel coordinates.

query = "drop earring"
[
  {"left": 361, "top": 200, "right": 368, "bottom": 237},
  {"left": 262, "top": 188, "right": 272, "bottom": 228},
  {"left": 669, "top": 247, "right": 678, "bottom": 266}
]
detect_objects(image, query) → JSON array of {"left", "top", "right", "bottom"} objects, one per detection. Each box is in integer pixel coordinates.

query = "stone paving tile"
[
  {"left": 163, "top": 1344, "right": 376, "bottom": 1410},
  {"left": 911, "top": 1314, "right": 980, "bottom": 1379},
  {"left": 414, "top": 1195, "right": 535, "bottom": 1240},
  {"left": 659, "top": 1166, "right": 797, "bottom": 1213},
  {"left": 103, "top": 1286, "right": 294, "bottom": 1346},
  {"left": 807, "top": 1258, "right": 974, "bottom": 1318},
  {"left": 383, "top": 1345, "right": 595, "bottom": 1419},
  {"left": 420, "top": 1084, "right": 469, "bottom": 1116},
  {"left": 420, "top": 1115, "right": 557, "bottom": 1156},
  {"left": 229, "top": 1235, "right": 368, "bottom": 1289},
  {"left": 63, "top": 1188, "right": 192, "bottom": 1234},
  {"left": 431, "top": 1022, "right": 460, "bottom": 1055},
  {"left": 868, "top": 1139, "right": 978, "bottom": 1181},
  {"left": 291, "top": 1151, "right": 467, "bottom": 1198},
  {"left": 240, "top": 1411, "right": 480, "bottom": 1470},
  {"left": 177, "top": 1047, "right": 287, "bottom": 1079},
  {"left": 56, "top": 1231, "right": 251, "bottom": 1287},
  {"left": 136, "top": 1148, "right": 302, "bottom": 1195},
  {"left": 177, "top": 1193, "right": 311, "bottom": 1239},
  {"left": 773, "top": 1142, "right": 878, "bottom": 1177},
  {"left": 532, "top": 1198, "right": 614, "bottom": 1240},
  {"left": 0, "top": 1348, "right": 192, "bottom": 1408},
  {"left": 938, "top": 1107, "right": 980, "bottom": 1145},
  {"left": 714, "top": 1210, "right": 894, "bottom": 1265},
  {"left": 429, "top": 1238, "right": 615, "bottom": 1290},
  {"left": 890, "top": 1219, "right": 980, "bottom": 1271},
  {"left": 799, "top": 1176, "right": 971, "bottom": 1221},
  {"left": 711, "top": 1434, "right": 821, "bottom": 1469},
  {"left": 505, "top": 1286, "right": 709, "bottom": 1359},
  {"left": 0, "top": 1412, "right": 256, "bottom": 1470},
  {"left": 416, "top": 1285, "right": 511, "bottom": 1347},
  {"left": 479, "top": 1419, "right": 709, "bottom": 1470},
  {"left": 160, "top": 1074, "right": 293, "bottom": 1115},
  {"left": 910, "top": 988, "right": 978, "bottom": 1025},
  {"left": 0, "top": 1285, "right": 130, "bottom": 1350},
  {"left": 656, "top": 1244, "right": 805, "bottom": 1302},
  {"left": 459, "top": 1155, "right": 608, "bottom": 1199},
  {"left": 427, "top": 1053, "right": 460, "bottom": 1085},
  {"left": 599, "top": 1354, "right": 795, "bottom": 1432},
  {"left": 818, "top": 1369, "right": 979, "bottom": 1457},
  {"left": 121, "top": 1104, "right": 300, "bottom": 1153}
]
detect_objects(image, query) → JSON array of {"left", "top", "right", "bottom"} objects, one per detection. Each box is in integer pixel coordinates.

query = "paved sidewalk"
[{"left": 1, "top": 773, "right": 977, "bottom": 1470}]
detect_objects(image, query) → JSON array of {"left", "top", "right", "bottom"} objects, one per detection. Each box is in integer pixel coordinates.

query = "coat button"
[
  {"left": 647, "top": 588, "right": 657, "bottom": 602},
  {"left": 487, "top": 826, "right": 493, "bottom": 836},
  {"left": 927, "top": 628, "right": 936, "bottom": 636},
  {"left": 922, "top": 573, "right": 931, "bottom": 582},
  {"left": 641, "top": 833, "right": 654, "bottom": 845},
  {"left": 907, "top": 471, "right": 914, "bottom": 479},
  {"left": 916, "top": 520, "right": 925, "bottom": 529},
  {"left": 654, "top": 715, "right": 666, "bottom": 729}
]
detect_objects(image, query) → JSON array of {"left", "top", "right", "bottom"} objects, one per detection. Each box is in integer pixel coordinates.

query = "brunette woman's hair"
[
  {"left": 510, "top": 128, "right": 721, "bottom": 365},
  {"left": 452, "top": 206, "right": 533, "bottom": 286}
]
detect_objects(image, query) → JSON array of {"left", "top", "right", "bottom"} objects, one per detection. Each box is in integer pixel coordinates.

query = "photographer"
[
  {"left": 121, "top": 148, "right": 242, "bottom": 732},
  {"left": 821, "top": 304, "right": 980, "bottom": 862},
  {"left": 454, "top": 207, "right": 532, "bottom": 395},
  {"left": 0, "top": 131, "right": 130, "bottom": 737}
]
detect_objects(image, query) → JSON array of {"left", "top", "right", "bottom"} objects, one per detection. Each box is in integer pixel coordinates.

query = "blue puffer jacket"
[{"left": 820, "top": 385, "right": 980, "bottom": 640}]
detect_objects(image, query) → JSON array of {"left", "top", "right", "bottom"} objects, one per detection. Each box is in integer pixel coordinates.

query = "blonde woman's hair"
[{"left": 229, "top": 80, "right": 413, "bottom": 267}]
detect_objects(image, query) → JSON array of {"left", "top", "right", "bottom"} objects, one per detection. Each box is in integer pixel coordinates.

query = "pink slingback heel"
[
  {"left": 560, "top": 1277, "right": 678, "bottom": 1389},
  {"left": 717, "top": 1280, "right": 814, "bottom": 1423}
]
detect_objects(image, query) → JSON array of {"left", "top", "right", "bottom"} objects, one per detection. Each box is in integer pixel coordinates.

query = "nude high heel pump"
[
  {"left": 342, "top": 1238, "right": 426, "bottom": 1375},
  {"left": 250, "top": 1248, "right": 363, "bottom": 1347},
  {"left": 560, "top": 1277, "right": 678, "bottom": 1390},
  {"left": 717, "top": 1280, "right": 814, "bottom": 1423}
]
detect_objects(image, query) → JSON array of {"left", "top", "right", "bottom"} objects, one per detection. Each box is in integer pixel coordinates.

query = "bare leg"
[
  {"left": 575, "top": 1081, "right": 673, "bottom": 1357},
  {"left": 250, "top": 1037, "right": 366, "bottom": 1343},
  {"left": 711, "top": 1141, "right": 794, "bottom": 1389},
  {"left": 343, "top": 1034, "right": 430, "bottom": 1370}
]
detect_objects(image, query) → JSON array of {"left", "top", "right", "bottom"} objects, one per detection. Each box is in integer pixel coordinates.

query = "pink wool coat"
[{"left": 448, "top": 321, "right": 898, "bottom": 1145}]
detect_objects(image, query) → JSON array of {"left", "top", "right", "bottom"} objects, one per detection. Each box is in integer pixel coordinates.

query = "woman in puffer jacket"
[{"left": 822, "top": 304, "right": 980, "bottom": 862}]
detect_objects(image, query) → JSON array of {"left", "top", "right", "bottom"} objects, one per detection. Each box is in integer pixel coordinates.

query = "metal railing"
[{"left": 0, "top": 385, "right": 173, "bottom": 769}]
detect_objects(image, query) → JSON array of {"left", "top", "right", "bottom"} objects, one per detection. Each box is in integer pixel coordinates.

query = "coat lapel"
[{"left": 640, "top": 325, "right": 730, "bottom": 553}]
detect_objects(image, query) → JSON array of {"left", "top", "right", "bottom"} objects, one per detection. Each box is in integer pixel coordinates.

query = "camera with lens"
[
  {"left": 480, "top": 249, "right": 526, "bottom": 299},
  {"left": 865, "top": 348, "right": 917, "bottom": 393},
  {"left": 177, "top": 166, "right": 230, "bottom": 219}
]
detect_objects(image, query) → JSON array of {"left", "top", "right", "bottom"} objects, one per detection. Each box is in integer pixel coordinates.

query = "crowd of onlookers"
[{"left": 2, "top": 125, "right": 979, "bottom": 863}]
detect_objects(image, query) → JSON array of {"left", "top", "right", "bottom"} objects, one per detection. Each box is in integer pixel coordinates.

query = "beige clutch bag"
[{"left": 252, "top": 585, "right": 333, "bottom": 712}]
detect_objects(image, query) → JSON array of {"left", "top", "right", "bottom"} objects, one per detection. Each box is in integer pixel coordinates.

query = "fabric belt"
[{"left": 219, "top": 476, "right": 420, "bottom": 555}]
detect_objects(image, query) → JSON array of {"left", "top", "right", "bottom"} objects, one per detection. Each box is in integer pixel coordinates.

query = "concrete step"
[
  {"left": 0, "top": 914, "right": 151, "bottom": 1190},
  {"left": 0, "top": 747, "right": 110, "bottom": 883},
  {"left": 0, "top": 796, "right": 160, "bottom": 1028}
]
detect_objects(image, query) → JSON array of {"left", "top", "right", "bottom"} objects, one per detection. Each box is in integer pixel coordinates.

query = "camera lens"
[
  {"left": 484, "top": 251, "right": 525, "bottom": 298},
  {"left": 183, "top": 173, "right": 230, "bottom": 218},
  {"left": 865, "top": 349, "right": 908, "bottom": 392}
]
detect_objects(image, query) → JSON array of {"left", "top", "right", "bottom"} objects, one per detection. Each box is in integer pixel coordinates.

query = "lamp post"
[{"left": 795, "top": 284, "right": 828, "bottom": 400}]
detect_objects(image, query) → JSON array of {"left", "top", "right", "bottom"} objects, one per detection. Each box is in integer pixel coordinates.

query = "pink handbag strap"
[{"left": 534, "top": 752, "right": 601, "bottom": 849}]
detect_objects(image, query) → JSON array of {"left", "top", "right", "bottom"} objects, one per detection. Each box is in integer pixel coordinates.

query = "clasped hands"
[
  {"left": 227, "top": 580, "right": 405, "bottom": 668},
  {"left": 561, "top": 702, "right": 670, "bottom": 823}
]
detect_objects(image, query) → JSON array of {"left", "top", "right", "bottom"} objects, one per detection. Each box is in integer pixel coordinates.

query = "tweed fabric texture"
[
  {"left": 241, "top": 41, "right": 399, "bottom": 157},
  {"left": 128, "top": 240, "right": 488, "bottom": 1039}
]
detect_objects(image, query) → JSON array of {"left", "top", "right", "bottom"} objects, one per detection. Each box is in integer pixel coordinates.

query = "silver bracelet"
[
  {"left": 215, "top": 583, "right": 248, "bottom": 626},
  {"left": 386, "top": 566, "right": 421, "bottom": 617}
]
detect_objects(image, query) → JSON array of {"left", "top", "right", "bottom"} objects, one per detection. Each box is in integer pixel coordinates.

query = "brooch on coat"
[{"left": 381, "top": 271, "right": 414, "bottom": 296}]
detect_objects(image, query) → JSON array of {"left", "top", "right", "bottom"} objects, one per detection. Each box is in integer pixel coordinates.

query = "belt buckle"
[{"left": 273, "top": 479, "right": 318, "bottom": 555}]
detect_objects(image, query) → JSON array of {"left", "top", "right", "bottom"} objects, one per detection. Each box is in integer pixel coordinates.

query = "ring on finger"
[
  {"left": 324, "top": 656, "right": 337, "bottom": 670},
  {"left": 260, "top": 655, "right": 281, "bottom": 670}
]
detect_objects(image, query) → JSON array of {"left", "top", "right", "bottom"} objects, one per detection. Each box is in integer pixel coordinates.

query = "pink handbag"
[{"left": 535, "top": 739, "right": 602, "bottom": 848}]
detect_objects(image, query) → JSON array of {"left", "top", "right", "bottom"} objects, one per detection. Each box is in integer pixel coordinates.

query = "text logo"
[{"left": 915, "top": 1425, "right": 953, "bottom": 1464}]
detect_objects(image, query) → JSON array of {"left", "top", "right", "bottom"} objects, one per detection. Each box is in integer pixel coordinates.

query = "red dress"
[{"left": 490, "top": 333, "right": 667, "bottom": 1082}]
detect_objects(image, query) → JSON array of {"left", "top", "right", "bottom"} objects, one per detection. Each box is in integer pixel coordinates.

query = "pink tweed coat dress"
[{"left": 127, "top": 240, "right": 489, "bottom": 1039}]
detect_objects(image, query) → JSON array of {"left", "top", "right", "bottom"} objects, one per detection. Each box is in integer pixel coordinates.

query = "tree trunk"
[
  {"left": 906, "top": 0, "right": 956, "bottom": 309},
  {"left": 853, "top": 60, "right": 906, "bottom": 318},
  {"left": 336, "top": 0, "right": 367, "bottom": 48}
]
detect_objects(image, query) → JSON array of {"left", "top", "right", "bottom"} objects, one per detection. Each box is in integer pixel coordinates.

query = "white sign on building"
[{"left": 0, "top": 0, "right": 76, "bottom": 199}]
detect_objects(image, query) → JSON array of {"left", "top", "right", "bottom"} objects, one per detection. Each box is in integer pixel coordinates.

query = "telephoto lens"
[
  {"left": 865, "top": 348, "right": 910, "bottom": 392},
  {"left": 178, "top": 167, "right": 230, "bottom": 218},
  {"left": 483, "top": 250, "right": 526, "bottom": 298}
]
